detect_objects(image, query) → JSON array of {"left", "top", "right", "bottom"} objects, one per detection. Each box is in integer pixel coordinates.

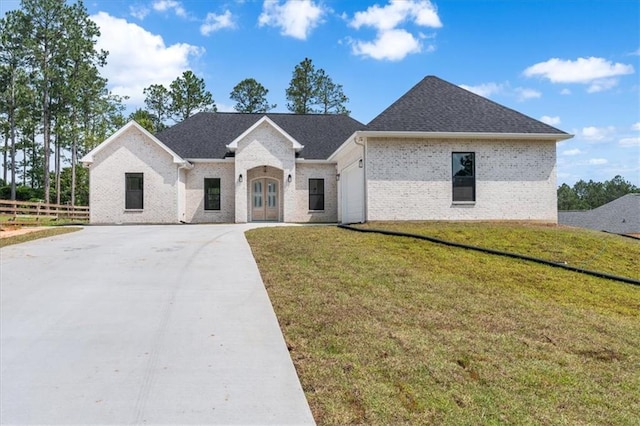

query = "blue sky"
[{"left": 3, "top": 0, "right": 639, "bottom": 186}]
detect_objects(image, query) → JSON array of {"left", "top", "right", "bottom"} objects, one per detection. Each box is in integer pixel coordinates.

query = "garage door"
[{"left": 341, "top": 161, "right": 364, "bottom": 224}]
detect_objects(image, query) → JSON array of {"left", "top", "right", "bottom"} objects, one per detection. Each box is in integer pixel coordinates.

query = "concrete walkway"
[{"left": 1, "top": 224, "right": 315, "bottom": 425}]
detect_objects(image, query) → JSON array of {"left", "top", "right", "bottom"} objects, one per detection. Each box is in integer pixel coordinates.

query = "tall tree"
[
  {"left": 169, "top": 70, "right": 216, "bottom": 121},
  {"left": 315, "top": 69, "right": 349, "bottom": 115},
  {"left": 230, "top": 78, "right": 276, "bottom": 113},
  {"left": 143, "top": 84, "right": 171, "bottom": 130},
  {"left": 286, "top": 58, "right": 319, "bottom": 114},
  {"left": 286, "top": 58, "right": 349, "bottom": 114},
  {"left": 0, "top": 10, "right": 29, "bottom": 200},
  {"left": 20, "top": 0, "right": 68, "bottom": 203},
  {"left": 18, "top": 0, "right": 106, "bottom": 203}
]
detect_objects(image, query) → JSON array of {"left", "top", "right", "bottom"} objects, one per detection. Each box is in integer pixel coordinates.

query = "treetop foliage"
[
  {"left": 230, "top": 78, "right": 276, "bottom": 113},
  {"left": 142, "top": 70, "right": 216, "bottom": 131},
  {"left": 286, "top": 58, "right": 349, "bottom": 115}
]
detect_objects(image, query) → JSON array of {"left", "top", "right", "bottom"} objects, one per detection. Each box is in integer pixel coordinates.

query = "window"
[
  {"left": 125, "top": 173, "right": 143, "bottom": 209},
  {"left": 309, "top": 178, "right": 325, "bottom": 210},
  {"left": 204, "top": 178, "right": 221, "bottom": 210},
  {"left": 452, "top": 153, "right": 475, "bottom": 202}
]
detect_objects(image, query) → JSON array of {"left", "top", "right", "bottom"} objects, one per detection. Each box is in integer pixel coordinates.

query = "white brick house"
[{"left": 81, "top": 76, "right": 571, "bottom": 224}]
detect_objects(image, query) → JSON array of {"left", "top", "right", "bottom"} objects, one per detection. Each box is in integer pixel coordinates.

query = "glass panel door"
[{"left": 251, "top": 178, "right": 278, "bottom": 221}]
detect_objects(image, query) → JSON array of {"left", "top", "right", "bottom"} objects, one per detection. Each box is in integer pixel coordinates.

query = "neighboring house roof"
[
  {"left": 81, "top": 121, "right": 190, "bottom": 167},
  {"left": 366, "top": 76, "right": 570, "bottom": 136},
  {"left": 558, "top": 193, "right": 640, "bottom": 234},
  {"left": 155, "top": 112, "right": 364, "bottom": 160}
]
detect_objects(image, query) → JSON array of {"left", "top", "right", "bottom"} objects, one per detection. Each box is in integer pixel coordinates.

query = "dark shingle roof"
[
  {"left": 155, "top": 112, "right": 364, "bottom": 159},
  {"left": 558, "top": 193, "right": 640, "bottom": 234},
  {"left": 366, "top": 76, "right": 568, "bottom": 135}
]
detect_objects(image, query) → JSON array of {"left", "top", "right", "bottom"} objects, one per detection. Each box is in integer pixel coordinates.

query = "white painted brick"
[
  {"left": 89, "top": 126, "right": 179, "bottom": 223},
  {"left": 365, "top": 138, "right": 558, "bottom": 222}
]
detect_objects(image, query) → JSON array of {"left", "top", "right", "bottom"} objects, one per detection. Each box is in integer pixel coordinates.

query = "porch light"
[
  {"left": 336, "top": 173, "right": 340, "bottom": 181},
  {"left": 287, "top": 174, "right": 292, "bottom": 183},
  {"left": 238, "top": 174, "right": 243, "bottom": 183},
  {"left": 359, "top": 159, "right": 363, "bottom": 168}
]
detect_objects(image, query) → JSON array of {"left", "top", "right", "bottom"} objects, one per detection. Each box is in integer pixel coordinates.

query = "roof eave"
[
  {"left": 80, "top": 120, "right": 190, "bottom": 167},
  {"left": 359, "top": 130, "right": 573, "bottom": 142}
]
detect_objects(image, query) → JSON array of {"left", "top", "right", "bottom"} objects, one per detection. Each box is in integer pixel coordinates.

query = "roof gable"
[
  {"left": 366, "top": 76, "right": 569, "bottom": 136},
  {"left": 81, "top": 121, "right": 188, "bottom": 166},
  {"left": 226, "top": 116, "right": 303, "bottom": 152}
]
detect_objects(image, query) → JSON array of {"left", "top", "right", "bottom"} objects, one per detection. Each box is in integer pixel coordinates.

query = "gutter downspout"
[
  {"left": 177, "top": 161, "right": 193, "bottom": 223},
  {"left": 354, "top": 134, "right": 367, "bottom": 223}
]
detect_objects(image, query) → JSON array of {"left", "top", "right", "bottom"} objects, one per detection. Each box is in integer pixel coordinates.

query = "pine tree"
[{"left": 230, "top": 78, "right": 276, "bottom": 113}]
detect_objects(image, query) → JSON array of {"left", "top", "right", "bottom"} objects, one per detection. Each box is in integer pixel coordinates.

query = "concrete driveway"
[{"left": 1, "top": 225, "right": 314, "bottom": 425}]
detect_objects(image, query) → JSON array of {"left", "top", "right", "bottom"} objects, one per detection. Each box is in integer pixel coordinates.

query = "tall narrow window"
[
  {"left": 452, "top": 153, "right": 475, "bottom": 202},
  {"left": 125, "top": 173, "right": 144, "bottom": 209},
  {"left": 309, "top": 178, "right": 325, "bottom": 210},
  {"left": 204, "top": 178, "right": 221, "bottom": 210}
]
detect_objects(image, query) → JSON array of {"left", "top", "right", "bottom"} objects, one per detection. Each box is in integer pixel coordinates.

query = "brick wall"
[
  {"left": 184, "top": 162, "right": 235, "bottom": 223},
  {"left": 289, "top": 162, "right": 338, "bottom": 222},
  {"left": 366, "top": 138, "right": 558, "bottom": 222},
  {"left": 89, "top": 126, "right": 179, "bottom": 223}
]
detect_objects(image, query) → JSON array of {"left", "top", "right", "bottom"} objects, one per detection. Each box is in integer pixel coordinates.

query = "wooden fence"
[{"left": 0, "top": 199, "right": 89, "bottom": 222}]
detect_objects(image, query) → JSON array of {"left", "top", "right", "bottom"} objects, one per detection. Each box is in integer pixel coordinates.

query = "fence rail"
[{"left": 0, "top": 199, "right": 89, "bottom": 222}]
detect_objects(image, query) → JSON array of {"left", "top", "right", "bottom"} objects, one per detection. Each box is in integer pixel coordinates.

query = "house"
[
  {"left": 559, "top": 193, "right": 640, "bottom": 235},
  {"left": 81, "top": 76, "right": 572, "bottom": 224}
]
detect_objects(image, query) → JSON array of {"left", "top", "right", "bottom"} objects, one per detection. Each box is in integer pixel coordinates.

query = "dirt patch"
[{"left": 0, "top": 226, "right": 50, "bottom": 239}]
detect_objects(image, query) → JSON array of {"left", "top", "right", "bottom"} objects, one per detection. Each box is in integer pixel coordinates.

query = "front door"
[{"left": 251, "top": 178, "right": 279, "bottom": 221}]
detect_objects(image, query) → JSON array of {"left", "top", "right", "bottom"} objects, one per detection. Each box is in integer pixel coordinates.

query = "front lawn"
[{"left": 246, "top": 223, "right": 640, "bottom": 425}]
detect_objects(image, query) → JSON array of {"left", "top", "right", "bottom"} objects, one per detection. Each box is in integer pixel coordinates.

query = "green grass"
[
  {"left": 0, "top": 214, "right": 88, "bottom": 226},
  {"left": 358, "top": 221, "right": 640, "bottom": 281},
  {"left": 0, "top": 227, "right": 81, "bottom": 247},
  {"left": 246, "top": 223, "right": 640, "bottom": 425}
]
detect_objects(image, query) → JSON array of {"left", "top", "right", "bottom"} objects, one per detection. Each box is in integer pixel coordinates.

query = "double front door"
[{"left": 252, "top": 178, "right": 278, "bottom": 221}]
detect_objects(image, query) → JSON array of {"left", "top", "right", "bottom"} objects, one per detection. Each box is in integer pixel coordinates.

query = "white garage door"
[{"left": 341, "top": 161, "right": 364, "bottom": 224}]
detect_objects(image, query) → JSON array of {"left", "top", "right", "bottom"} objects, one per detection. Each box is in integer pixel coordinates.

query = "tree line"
[
  {"left": 557, "top": 175, "right": 638, "bottom": 210},
  {"left": 133, "top": 57, "right": 349, "bottom": 134},
  {"left": 1, "top": 0, "right": 125, "bottom": 205},
  {"left": 0, "top": 1, "right": 349, "bottom": 205}
]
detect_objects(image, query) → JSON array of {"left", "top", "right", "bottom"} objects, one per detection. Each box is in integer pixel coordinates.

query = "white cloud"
[
  {"left": 153, "top": 0, "right": 187, "bottom": 18},
  {"left": 619, "top": 137, "right": 640, "bottom": 147},
  {"left": 351, "top": 29, "right": 421, "bottom": 61},
  {"left": 560, "top": 88, "right": 571, "bottom": 95},
  {"left": 523, "top": 57, "right": 634, "bottom": 92},
  {"left": 459, "top": 82, "right": 504, "bottom": 98},
  {"left": 91, "top": 12, "right": 203, "bottom": 105},
  {"left": 515, "top": 87, "right": 541, "bottom": 101},
  {"left": 201, "top": 10, "right": 236, "bottom": 35},
  {"left": 580, "top": 126, "right": 616, "bottom": 142},
  {"left": 350, "top": 0, "right": 442, "bottom": 30},
  {"left": 258, "top": 0, "right": 325, "bottom": 40},
  {"left": 129, "top": 5, "right": 150, "bottom": 20},
  {"left": 348, "top": 0, "right": 442, "bottom": 61},
  {"left": 541, "top": 115, "right": 561, "bottom": 126},
  {"left": 587, "top": 158, "right": 608, "bottom": 165},
  {"left": 459, "top": 82, "right": 539, "bottom": 102},
  {"left": 631, "top": 122, "right": 640, "bottom": 131},
  {"left": 562, "top": 148, "right": 582, "bottom": 156}
]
